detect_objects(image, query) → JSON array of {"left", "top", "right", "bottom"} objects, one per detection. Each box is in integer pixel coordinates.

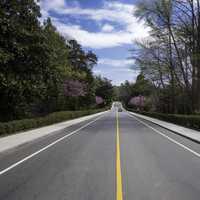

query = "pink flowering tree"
[
  {"left": 129, "top": 95, "right": 145, "bottom": 110},
  {"left": 63, "top": 80, "right": 87, "bottom": 110},
  {"left": 64, "top": 80, "right": 87, "bottom": 97},
  {"left": 95, "top": 96, "right": 104, "bottom": 108},
  {"left": 95, "top": 96, "right": 104, "bottom": 105}
]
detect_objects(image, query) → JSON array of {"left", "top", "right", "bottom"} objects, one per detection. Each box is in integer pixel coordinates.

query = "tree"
[
  {"left": 117, "top": 74, "right": 153, "bottom": 109},
  {"left": 133, "top": 0, "right": 200, "bottom": 113},
  {"left": 39, "top": 18, "right": 71, "bottom": 113},
  {"left": 95, "top": 96, "right": 104, "bottom": 106},
  {"left": 0, "top": 1, "right": 110, "bottom": 121},
  {"left": 67, "top": 39, "right": 98, "bottom": 108},
  {"left": 0, "top": 0, "right": 47, "bottom": 120},
  {"left": 94, "top": 76, "right": 114, "bottom": 106}
]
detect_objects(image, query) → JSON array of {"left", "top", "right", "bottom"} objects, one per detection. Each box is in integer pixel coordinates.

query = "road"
[{"left": 0, "top": 111, "right": 200, "bottom": 199}]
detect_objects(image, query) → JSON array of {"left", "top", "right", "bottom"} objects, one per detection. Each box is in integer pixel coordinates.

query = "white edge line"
[
  {"left": 127, "top": 112, "right": 200, "bottom": 159},
  {"left": 0, "top": 113, "right": 107, "bottom": 176}
]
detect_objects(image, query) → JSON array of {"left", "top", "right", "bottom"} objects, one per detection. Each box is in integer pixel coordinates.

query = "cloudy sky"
[{"left": 39, "top": 0, "right": 149, "bottom": 85}]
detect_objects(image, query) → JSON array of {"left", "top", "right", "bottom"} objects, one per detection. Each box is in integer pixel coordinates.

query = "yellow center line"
[{"left": 116, "top": 111, "right": 123, "bottom": 200}]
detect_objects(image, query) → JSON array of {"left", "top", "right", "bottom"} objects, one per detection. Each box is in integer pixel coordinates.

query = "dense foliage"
[{"left": 0, "top": 1, "right": 114, "bottom": 122}]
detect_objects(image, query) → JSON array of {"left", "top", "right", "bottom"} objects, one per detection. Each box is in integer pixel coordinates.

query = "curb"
[
  {"left": 0, "top": 110, "right": 109, "bottom": 153},
  {"left": 128, "top": 111, "right": 200, "bottom": 144}
]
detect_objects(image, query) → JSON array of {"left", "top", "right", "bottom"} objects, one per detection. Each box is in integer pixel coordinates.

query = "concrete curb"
[
  {"left": 128, "top": 111, "right": 200, "bottom": 143},
  {"left": 0, "top": 110, "right": 109, "bottom": 153}
]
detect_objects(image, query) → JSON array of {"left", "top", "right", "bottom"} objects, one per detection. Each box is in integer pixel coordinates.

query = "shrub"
[
  {"left": 0, "top": 108, "right": 107, "bottom": 136},
  {"left": 128, "top": 109, "right": 200, "bottom": 130}
]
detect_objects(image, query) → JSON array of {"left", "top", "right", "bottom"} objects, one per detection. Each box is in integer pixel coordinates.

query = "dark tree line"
[{"left": 0, "top": 0, "right": 114, "bottom": 121}]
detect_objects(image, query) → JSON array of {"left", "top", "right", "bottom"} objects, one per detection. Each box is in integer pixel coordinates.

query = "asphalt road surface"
[{"left": 0, "top": 110, "right": 200, "bottom": 200}]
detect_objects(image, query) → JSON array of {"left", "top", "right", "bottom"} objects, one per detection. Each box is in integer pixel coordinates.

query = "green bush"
[
  {"left": 0, "top": 108, "right": 108, "bottom": 136},
  {"left": 128, "top": 109, "right": 200, "bottom": 130}
]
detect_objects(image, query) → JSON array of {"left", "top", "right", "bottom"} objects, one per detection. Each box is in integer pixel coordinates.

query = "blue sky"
[{"left": 39, "top": 0, "right": 149, "bottom": 85}]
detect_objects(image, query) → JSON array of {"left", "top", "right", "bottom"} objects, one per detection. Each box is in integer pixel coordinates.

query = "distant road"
[{"left": 0, "top": 111, "right": 200, "bottom": 200}]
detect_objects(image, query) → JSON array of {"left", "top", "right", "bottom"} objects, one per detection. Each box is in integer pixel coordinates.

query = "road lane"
[
  {"left": 0, "top": 113, "right": 108, "bottom": 173},
  {"left": 0, "top": 110, "right": 200, "bottom": 200},
  {"left": 0, "top": 112, "right": 115, "bottom": 200},
  {"left": 0, "top": 114, "right": 106, "bottom": 176},
  {"left": 120, "top": 112, "right": 200, "bottom": 200}
]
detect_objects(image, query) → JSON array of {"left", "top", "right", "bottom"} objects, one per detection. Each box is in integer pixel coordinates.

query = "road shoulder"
[
  {"left": 0, "top": 111, "right": 109, "bottom": 153},
  {"left": 128, "top": 111, "right": 200, "bottom": 143}
]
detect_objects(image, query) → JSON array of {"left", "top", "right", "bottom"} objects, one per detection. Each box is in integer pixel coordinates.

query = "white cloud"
[
  {"left": 40, "top": 0, "right": 65, "bottom": 11},
  {"left": 39, "top": 0, "right": 150, "bottom": 49},
  {"left": 101, "top": 24, "right": 114, "bottom": 32},
  {"left": 54, "top": 21, "right": 142, "bottom": 48},
  {"left": 93, "top": 66, "right": 139, "bottom": 85},
  {"left": 93, "top": 69, "right": 102, "bottom": 74},
  {"left": 98, "top": 58, "right": 135, "bottom": 67}
]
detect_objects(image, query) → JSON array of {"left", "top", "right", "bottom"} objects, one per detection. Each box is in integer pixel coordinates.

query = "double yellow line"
[{"left": 116, "top": 111, "right": 123, "bottom": 200}]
